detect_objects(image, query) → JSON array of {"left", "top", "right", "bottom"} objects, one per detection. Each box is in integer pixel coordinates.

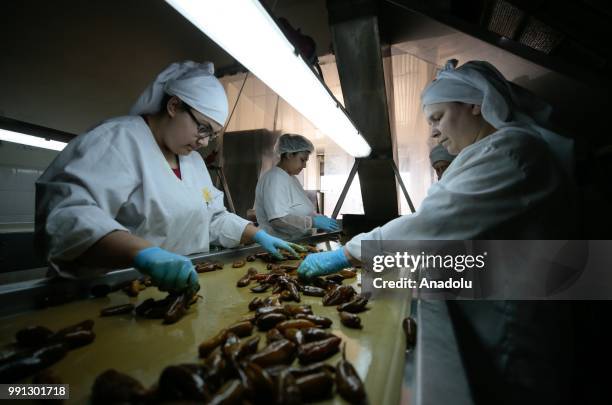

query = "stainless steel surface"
[{"left": 0, "top": 232, "right": 340, "bottom": 317}]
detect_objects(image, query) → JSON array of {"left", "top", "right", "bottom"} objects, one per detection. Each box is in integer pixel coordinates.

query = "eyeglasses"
[{"left": 185, "top": 108, "right": 220, "bottom": 140}]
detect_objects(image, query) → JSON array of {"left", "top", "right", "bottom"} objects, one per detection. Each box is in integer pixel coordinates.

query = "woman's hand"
[
  {"left": 134, "top": 247, "right": 199, "bottom": 292},
  {"left": 252, "top": 230, "right": 305, "bottom": 259},
  {"left": 312, "top": 215, "right": 341, "bottom": 232},
  {"left": 297, "top": 248, "right": 351, "bottom": 279}
]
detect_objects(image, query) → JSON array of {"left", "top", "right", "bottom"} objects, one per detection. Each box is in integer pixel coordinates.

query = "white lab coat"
[
  {"left": 35, "top": 116, "right": 250, "bottom": 276},
  {"left": 346, "top": 127, "right": 576, "bottom": 402},
  {"left": 254, "top": 166, "right": 315, "bottom": 239},
  {"left": 346, "top": 127, "right": 574, "bottom": 259}
]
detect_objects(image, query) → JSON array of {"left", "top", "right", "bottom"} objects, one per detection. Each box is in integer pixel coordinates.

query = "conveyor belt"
[{"left": 0, "top": 238, "right": 410, "bottom": 404}]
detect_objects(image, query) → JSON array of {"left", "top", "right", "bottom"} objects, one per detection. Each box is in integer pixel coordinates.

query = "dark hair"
[{"left": 159, "top": 93, "right": 188, "bottom": 113}]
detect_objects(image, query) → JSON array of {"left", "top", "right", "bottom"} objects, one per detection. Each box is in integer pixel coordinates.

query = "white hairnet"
[
  {"left": 429, "top": 144, "right": 456, "bottom": 165},
  {"left": 129, "top": 61, "right": 229, "bottom": 127},
  {"left": 421, "top": 59, "right": 573, "bottom": 177},
  {"left": 276, "top": 133, "right": 314, "bottom": 155}
]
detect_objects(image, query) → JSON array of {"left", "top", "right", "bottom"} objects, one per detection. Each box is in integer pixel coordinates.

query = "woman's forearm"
[
  {"left": 240, "top": 223, "right": 259, "bottom": 244},
  {"left": 77, "top": 230, "right": 152, "bottom": 269}
]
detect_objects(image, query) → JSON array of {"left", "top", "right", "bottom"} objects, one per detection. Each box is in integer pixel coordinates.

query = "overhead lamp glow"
[
  {"left": 165, "top": 0, "right": 371, "bottom": 158},
  {"left": 0, "top": 129, "right": 67, "bottom": 151}
]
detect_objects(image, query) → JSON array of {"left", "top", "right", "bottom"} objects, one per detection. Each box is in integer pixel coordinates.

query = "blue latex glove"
[
  {"left": 252, "top": 230, "right": 305, "bottom": 259},
  {"left": 312, "top": 215, "right": 341, "bottom": 232},
  {"left": 134, "top": 247, "right": 199, "bottom": 292},
  {"left": 298, "top": 248, "right": 351, "bottom": 279}
]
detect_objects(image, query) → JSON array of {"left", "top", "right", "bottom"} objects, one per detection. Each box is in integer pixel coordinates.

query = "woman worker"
[
  {"left": 297, "top": 60, "right": 575, "bottom": 402},
  {"left": 254, "top": 133, "right": 340, "bottom": 239},
  {"left": 35, "top": 61, "right": 303, "bottom": 293}
]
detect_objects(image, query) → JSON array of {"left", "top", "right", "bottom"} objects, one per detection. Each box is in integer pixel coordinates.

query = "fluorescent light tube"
[
  {"left": 0, "top": 129, "right": 67, "bottom": 151},
  {"left": 165, "top": 0, "right": 372, "bottom": 158}
]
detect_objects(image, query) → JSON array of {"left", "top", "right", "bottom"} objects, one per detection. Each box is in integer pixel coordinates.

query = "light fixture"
[
  {"left": 0, "top": 129, "right": 67, "bottom": 151},
  {"left": 165, "top": 0, "right": 372, "bottom": 158}
]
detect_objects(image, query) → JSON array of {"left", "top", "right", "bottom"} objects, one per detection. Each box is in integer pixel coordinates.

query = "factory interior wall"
[{"left": 220, "top": 53, "right": 439, "bottom": 217}]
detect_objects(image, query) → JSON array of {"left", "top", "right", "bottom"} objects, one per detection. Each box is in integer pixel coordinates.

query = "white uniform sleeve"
[
  {"left": 270, "top": 214, "right": 313, "bottom": 234},
  {"left": 346, "top": 131, "right": 566, "bottom": 260},
  {"left": 206, "top": 174, "right": 250, "bottom": 248},
  {"left": 261, "top": 171, "right": 298, "bottom": 220},
  {"left": 35, "top": 136, "right": 138, "bottom": 262}
]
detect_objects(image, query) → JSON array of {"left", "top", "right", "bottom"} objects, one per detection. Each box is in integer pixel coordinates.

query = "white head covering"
[
  {"left": 421, "top": 59, "right": 573, "bottom": 177},
  {"left": 275, "top": 133, "right": 315, "bottom": 155},
  {"left": 429, "top": 144, "right": 456, "bottom": 165},
  {"left": 129, "top": 61, "right": 229, "bottom": 127}
]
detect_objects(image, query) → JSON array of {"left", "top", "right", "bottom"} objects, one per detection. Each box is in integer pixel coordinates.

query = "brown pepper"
[
  {"left": 134, "top": 298, "right": 156, "bottom": 316},
  {"left": 15, "top": 326, "right": 54, "bottom": 347},
  {"left": 248, "top": 297, "right": 264, "bottom": 311},
  {"left": 100, "top": 303, "right": 135, "bottom": 317},
  {"left": 262, "top": 295, "right": 281, "bottom": 307},
  {"left": 295, "top": 370, "right": 334, "bottom": 401},
  {"left": 276, "top": 369, "right": 301, "bottom": 405},
  {"left": 195, "top": 262, "right": 217, "bottom": 273},
  {"left": 232, "top": 260, "right": 246, "bottom": 268},
  {"left": 250, "top": 283, "right": 271, "bottom": 293},
  {"left": 227, "top": 321, "right": 254, "bottom": 338},
  {"left": 276, "top": 319, "right": 317, "bottom": 333},
  {"left": 0, "top": 342, "right": 67, "bottom": 383},
  {"left": 294, "top": 328, "right": 335, "bottom": 345},
  {"left": 301, "top": 285, "right": 326, "bottom": 297},
  {"left": 52, "top": 320, "right": 94, "bottom": 343},
  {"left": 322, "top": 285, "right": 357, "bottom": 306},
  {"left": 91, "top": 369, "right": 147, "bottom": 405},
  {"left": 297, "top": 336, "right": 341, "bottom": 365},
  {"left": 243, "top": 362, "right": 275, "bottom": 402},
  {"left": 336, "top": 344, "right": 367, "bottom": 404},
  {"left": 255, "top": 306, "right": 289, "bottom": 318},
  {"left": 207, "top": 379, "right": 244, "bottom": 405},
  {"left": 283, "top": 304, "right": 313, "bottom": 316},
  {"left": 266, "top": 328, "right": 285, "bottom": 345},
  {"left": 256, "top": 313, "right": 288, "bottom": 331},
  {"left": 403, "top": 316, "right": 417, "bottom": 350},
  {"left": 198, "top": 329, "right": 229, "bottom": 358},
  {"left": 311, "top": 276, "right": 336, "bottom": 291},
  {"left": 163, "top": 293, "right": 189, "bottom": 325},
  {"left": 236, "top": 273, "right": 252, "bottom": 288},
  {"left": 238, "top": 313, "right": 257, "bottom": 324},
  {"left": 340, "top": 269, "right": 357, "bottom": 278},
  {"left": 248, "top": 339, "right": 296, "bottom": 368},
  {"left": 222, "top": 333, "right": 242, "bottom": 362},
  {"left": 279, "top": 290, "right": 292, "bottom": 301},
  {"left": 158, "top": 364, "right": 209, "bottom": 401},
  {"left": 295, "top": 314, "right": 332, "bottom": 328},
  {"left": 236, "top": 336, "right": 260, "bottom": 360},
  {"left": 288, "top": 361, "right": 336, "bottom": 377},
  {"left": 325, "top": 274, "right": 345, "bottom": 284},
  {"left": 285, "top": 282, "right": 301, "bottom": 302},
  {"left": 60, "top": 329, "right": 96, "bottom": 349},
  {"left": 339, "top": 311, "right": 362, "bottom": 329},
  {"left": 202, "top": 348, "right": 229, "bottom": 392},
  {"left": 337, "top": 296, "right": 369, "bottom": 313}
]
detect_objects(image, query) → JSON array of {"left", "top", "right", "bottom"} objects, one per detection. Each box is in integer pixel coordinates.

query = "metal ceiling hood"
[{"left": 328, "top": 0, "right": 401, "bottom": 221}]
